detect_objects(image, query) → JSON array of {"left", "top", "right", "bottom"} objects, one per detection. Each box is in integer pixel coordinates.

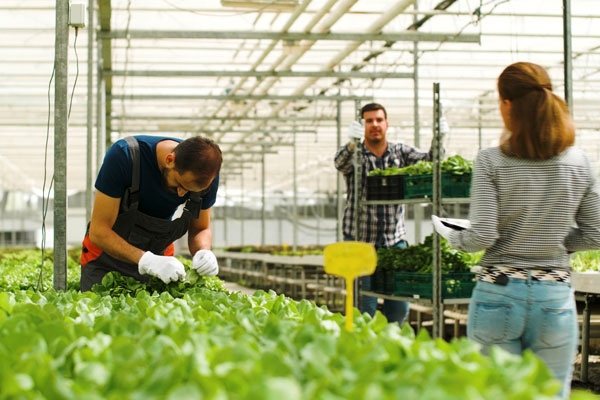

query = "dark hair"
[
  {"left": 498, "top": 62, "right": 574, "bottom": 160},
  {"left": 361, "top": 103, "right": 387, "bottom": 120},
  {"left": 173, "top": 136, "right": 222, "bottom": 186}
]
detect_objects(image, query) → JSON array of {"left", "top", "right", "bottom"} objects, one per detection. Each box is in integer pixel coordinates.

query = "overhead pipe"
[
  {"left": 209, "top": 0, "right": 312, "bottom": 117},
  {"left": 212, "top": 0, "right": 341, "bottom": 142},
  {"left": 227, "top": 0, "right": 414, "bottom": 149},
  {"left": 223, "top": 0, "right": 416, "bottom": 186},
  {"left": 214, "top": 0, "right": 354, "bottom": 143},
  {"left": 269, "top": 0, "right": 417, "bottom": 119},
  {"left": 230, "top": 1, "right": 419, "bottom": 194}
]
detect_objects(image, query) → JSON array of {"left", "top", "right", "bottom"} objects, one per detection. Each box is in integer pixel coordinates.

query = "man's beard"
[
  {"left": 365, "top": 134, "right": 384, "bottom": 145},
  {"left": 161, "top": 168, "right": 178, "bottom": 194}
]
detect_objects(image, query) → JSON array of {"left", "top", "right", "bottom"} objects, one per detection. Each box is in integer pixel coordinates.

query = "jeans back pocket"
[
  {"left": 540, "top": 307, "right": 576, "bottom": 347},
  {"left": 471, "top": 301, "right": 512, "bottom": 344}
]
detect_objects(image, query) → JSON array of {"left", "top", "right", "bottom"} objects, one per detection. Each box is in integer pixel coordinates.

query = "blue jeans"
[
  {"left": 359, "top": 240, "right": 410, "bottom": 325},
  {"left": 468, "top": 278, "right": 578, "bottom": 399}
]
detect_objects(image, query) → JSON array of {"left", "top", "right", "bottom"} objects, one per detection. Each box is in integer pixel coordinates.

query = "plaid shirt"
[
  {"left": 448, "top": 146, "right": 600, "bottom": 271},
  {"left": 335, "top": 141, "right": 434, "bottom": 246}
]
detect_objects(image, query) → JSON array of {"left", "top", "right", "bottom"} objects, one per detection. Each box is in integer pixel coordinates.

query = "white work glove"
[
  {"left": 192, "top": 249, "right": 219, "bottom": 276},
  {"left": 431, "top": 215, "right": 453, "bottom": 241},
  {"left": 439, "top": 101, "right": 450, "bottom": 138},
  {"left": 439, "top": 116, "right": 450, "bottom": 137},
  {"left": 138, "top": 251, "right": 186, "bottom": 283},
  {"left": 347, "top": 121, "right": 363, "bottom": 140},
  {"left": 347, "top": 121, "right": 363, "bottom": 152}
]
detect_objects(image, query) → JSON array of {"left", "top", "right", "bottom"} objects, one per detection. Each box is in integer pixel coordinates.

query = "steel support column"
[
  {"left": 412, "top": 3, "right": 422, "bottom": 245},
  {"left": 432, "top": 83, "right": 443, "bottom": 338},
  {"left": 261, "top": 145, "right": 266, "bottom": 247},
  {"left": 86, "top": 0, "right": 94, "bottom": 222},
  {"left": 96, "top": 37, "right": 106, "bottom": 170},
  {"left": 240, "top": 162, "right": 245, "bottom": 245},
  {"left": 53, "top": 0, "right": 69, "bottom": 291},
  {"left": 223, "top": 180, "right": 228, "bottom": 247},
  {"left": 336, "top": 100, "right": 343, "bottom": 242},
  {"left": 563, "top": 0, "right": 573, "bottom": 113},
  {"left": 292, "top": 130, "right": 298, "bottom": 251},
  {"left": 353, "top": 99, "right": 362, "bottom": 309}
]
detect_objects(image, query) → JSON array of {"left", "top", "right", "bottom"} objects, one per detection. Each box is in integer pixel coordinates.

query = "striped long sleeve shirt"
[
  {"left": 448, "top": 146, "right": 600, "bottom": 271},
  {"left": 334, "top": 141, "right": 434, "bottom": 246}
]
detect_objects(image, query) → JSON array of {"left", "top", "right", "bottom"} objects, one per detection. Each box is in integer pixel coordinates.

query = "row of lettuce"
[{"left": 0, "top": 249, "right": 597, "bottom": 399}]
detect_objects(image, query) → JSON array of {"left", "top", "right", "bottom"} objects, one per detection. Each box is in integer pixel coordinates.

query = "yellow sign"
[{"left": 324, "top": 241, "right": 377, "bottom": 331}]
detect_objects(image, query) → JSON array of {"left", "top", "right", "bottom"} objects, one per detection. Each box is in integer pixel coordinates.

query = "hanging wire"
[{"left": 425, "top": 0, "right": 511, "bottom": 55}]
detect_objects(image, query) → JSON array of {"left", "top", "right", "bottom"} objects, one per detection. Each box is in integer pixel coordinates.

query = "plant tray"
[
  {"left": 442, "top": 173, "right": 471, "bottom": 198},
  {"left": 366, "top": 175, "right": 404, "bottom": 201},
  {"left": 402, "top": 173, "right": 471, "bottom": 199},
  {"left": 402, "top": 174, "right": 432, "bottom": 199},
  {"left": 393, "top": 271, "right": 476, "bottom": 299}
]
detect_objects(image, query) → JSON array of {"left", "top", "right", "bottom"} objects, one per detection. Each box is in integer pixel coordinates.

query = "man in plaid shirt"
[{"left": 334, "top": 103, "right": 441, "bottom": 324}]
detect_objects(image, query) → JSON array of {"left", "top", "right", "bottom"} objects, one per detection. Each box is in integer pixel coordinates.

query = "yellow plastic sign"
[{"left": 324, "top": 241, "right": 377, "bottom": 331}]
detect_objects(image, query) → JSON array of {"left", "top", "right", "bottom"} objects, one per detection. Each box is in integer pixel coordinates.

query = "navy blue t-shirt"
[{"left": 95, "top": 135, "right": 219, "bottom": 220}]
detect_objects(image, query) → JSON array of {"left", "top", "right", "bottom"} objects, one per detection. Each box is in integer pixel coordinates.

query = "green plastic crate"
[
  {"left": 442, "top": 173, "right": 471, "bottom": 198},
  {"left": 370, "top": 268, "right": 395, "bottom": 294},
  {"left": 393, "top": 271, "right": 476, "bottom": 299},
  {"left": 402, "top": 173, "right": 471, "bottom": 199},
  {"left": 402, "top": 174, "right": 432, "bottom": 199}
]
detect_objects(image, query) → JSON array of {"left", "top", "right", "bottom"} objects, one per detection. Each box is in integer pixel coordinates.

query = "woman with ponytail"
[{"left": 433, "top": 62, "right": 600, "bottom": 398}]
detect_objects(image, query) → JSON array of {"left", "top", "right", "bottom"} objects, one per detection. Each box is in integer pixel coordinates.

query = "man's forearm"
[
  {"left": 334, "top": 143, "right": 355, "bottom": 174},
  {"left": 189, "top": 228, "right": 213, "bottom": 255},
  {"left": 89, "top": 226, "right": 145, "bottom": 265}
]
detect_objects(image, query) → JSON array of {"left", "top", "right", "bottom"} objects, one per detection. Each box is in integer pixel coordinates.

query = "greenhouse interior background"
[
  {"left": 2, "top": 0, "right": 599, "bottom": 249},
  {"left": 1, "top": 0, "right": 600, "bottom": 397}
]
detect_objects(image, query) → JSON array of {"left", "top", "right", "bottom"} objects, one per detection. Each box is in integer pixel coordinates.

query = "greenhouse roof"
[{"left": 2, "top": 0, "right": 599, "bottom": 198}]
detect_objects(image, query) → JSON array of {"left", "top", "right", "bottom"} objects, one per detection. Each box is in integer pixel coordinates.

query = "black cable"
[
  {"left": 68, "top": 28, "right": 80, "bottom": 119},
  {"left": 37, "top": 64, "right": 55, "bottom": 292}
]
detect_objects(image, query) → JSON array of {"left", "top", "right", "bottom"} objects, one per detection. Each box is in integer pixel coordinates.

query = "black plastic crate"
[
  {"left": 370, "top": 268, "right": 385, "bottom": 293},
  {"left": 366, "top": 175, "right": 403, "bottom": 200},
  {"left": 370, "top": 268, "right": 395, "bottom": 294}
]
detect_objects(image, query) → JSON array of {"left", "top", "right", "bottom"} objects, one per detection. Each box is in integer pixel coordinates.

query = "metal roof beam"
[
  {"left": 117, "top": 129, "right": 316, "bottom": 134},
  {"left": 108, "top": 94, "right": 372, "bottom": 101},
  {"left": 98, "top": 30, "right": 480, "bottom": 43},
  {"left": 112, "top": 115, "right": 334, "bottom": 121},
  {"left": 105, "top": 69, "right": 413, "bottom": 79}
]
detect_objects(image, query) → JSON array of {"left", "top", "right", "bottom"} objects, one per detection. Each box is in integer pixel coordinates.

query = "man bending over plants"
[{"left": 80, "top": 135, "right": 222, "bottom": 291}]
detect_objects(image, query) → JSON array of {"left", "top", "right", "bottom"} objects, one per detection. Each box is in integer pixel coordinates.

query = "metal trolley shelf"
[
  {"left": 351, "top": 84, "right": 450, "bottom": 338},
  {"left": 572, "top": 272, "right": 600, "bottom": 383}
]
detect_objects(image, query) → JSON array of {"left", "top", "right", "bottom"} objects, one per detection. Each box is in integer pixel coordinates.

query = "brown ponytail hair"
[{"left": 497, "top": 62, "right": 574, "bottom": 160}]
